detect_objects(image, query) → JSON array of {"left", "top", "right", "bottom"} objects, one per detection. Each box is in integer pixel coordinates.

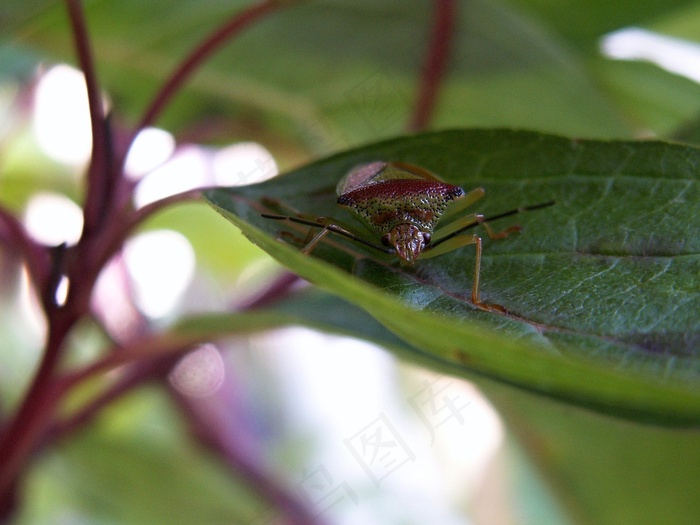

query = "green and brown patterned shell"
[{"left": 336, "top": 161, "right": 465, "bottom": 235}]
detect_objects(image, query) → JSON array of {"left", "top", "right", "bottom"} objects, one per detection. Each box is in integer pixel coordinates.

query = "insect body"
[
  {"left": 335, "top": 161, "right": 464, "bottom": 264},
  {"left": 263, "top": 161, "right": 554, "bottom": 312}
]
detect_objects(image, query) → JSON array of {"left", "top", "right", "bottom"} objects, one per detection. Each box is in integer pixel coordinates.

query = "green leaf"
[
  {"left": 490, "top": 383, "right": 700, "bottom": 525},
  {"left": 510, "top": 0, "right": 697, "bottom": 49},
  {"left": 6, "top": 0, "right": 640, "bottom": 149},
  {"left": 205, "top": 128, "right": 700, "bottom": 425},
  {"left": 12, "top": 0, "right": 700, "bottom": 159}
]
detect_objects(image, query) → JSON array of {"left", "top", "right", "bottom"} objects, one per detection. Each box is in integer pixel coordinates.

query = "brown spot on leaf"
[{"left": 620, "top": 331, "right": 699, "bottom": 357}]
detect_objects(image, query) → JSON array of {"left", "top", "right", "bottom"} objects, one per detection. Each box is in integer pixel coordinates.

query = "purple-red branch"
[
  {"left": 174, "top": 389, "right": 329, "bottom": 525},
  {"left": 1, "top": 0, "right": 312, "bottom": 521},
  {"left": 46, "top": 356, "right": 180, "bottom": 444},
  {"left": 408, "top": 0, "right": 457, "bottom": 132},
  {"left": 0, "top": 308, "right": 79, "bottom": 503},
  {"left": 127, "top": 188, "right": 206, "bottom": 228},
  {"left": 65, "top": 0, "right": 114, "bottom": 238}
]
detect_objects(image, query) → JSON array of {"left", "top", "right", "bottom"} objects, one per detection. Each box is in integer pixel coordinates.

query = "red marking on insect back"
[
  {"left": 338, "top": 178, "right": 461, "bottom": 202},
  {"left": 337, "top": 178, "right": 464, "bottom": 234}
]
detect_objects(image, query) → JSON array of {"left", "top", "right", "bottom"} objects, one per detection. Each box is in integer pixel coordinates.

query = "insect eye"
[
  {"left": 423, "top": 233, "right": 431, "bottom": 245},
  {"left": 381, "top": 234, "right": 391, "bottom": 247}
]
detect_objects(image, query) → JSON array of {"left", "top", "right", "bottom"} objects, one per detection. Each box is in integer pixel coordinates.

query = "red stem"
[
  {"left": 49, "top": 272, "right": 303, "bottom": 442},
  {"left": 173, "top": 388, "right": 329, "bottom": 525},
  {"left": 0, "top": 309, "right": 78, "bottom": 501},
  {"left": 407, "top": 0, "right": 457, "bottom": 132},
  {"left": 0, "top": 0, "right": 113, "bottom": 511},
  {"left": 65, "top": 0, "right": 115, "bottom": 238},
  {"left": 84, "top": 188, "right": 206, "bottom": 285},
  {"left": 234, "top": 271, "right": 302, "bottom": 310},
  {"left": 0, "top": 323, "right": 190, "bottom": 509},
  {"left": 127, "top": 188, "right": 205, "bottom": 228},
  {"left": 50, "top": 341, "right": 327, "bottom": 525},
  {"left": 0, "top": 0, "right": 306, "bottom": 520},
  {"left": 46, "top": 356, "right": 177, "bottom": 443}
]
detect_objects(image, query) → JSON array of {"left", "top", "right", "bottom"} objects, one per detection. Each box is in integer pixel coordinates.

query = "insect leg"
[
  {"left": 301, "top": 226, "right": 332, "bottom": 254},
  {"left": 479, "top": 216, "right": 522, "bottom": 240},
  {"left": 261, "top": 214, "right": 393, "bottom": 255},
  {"left": 477, "top": 199, "right": 555, "bottom": 240},
  {"left": 276, "top": 222, "right": 330, "bottom": 254},
  {"left": 422, "top": 233, "right": 505, "bottom": 312},
  {"left": 261, "top": 213, "right": 326, "bottom": 247},
  {"left": 469, "top": 235, "right": 507, "bottom": 313},
  {"left": 431, "top": 212, "right": 481, "bottom": 243}
]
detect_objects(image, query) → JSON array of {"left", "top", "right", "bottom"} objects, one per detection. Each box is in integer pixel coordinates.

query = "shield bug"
[{"left": 262, "top": 161, "right": 554, "bottom": 312}]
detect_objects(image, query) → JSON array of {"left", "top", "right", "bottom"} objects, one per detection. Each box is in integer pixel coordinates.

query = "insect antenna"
[{"left": 482, "top": 200, "right": 555, "bottom": 223}]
